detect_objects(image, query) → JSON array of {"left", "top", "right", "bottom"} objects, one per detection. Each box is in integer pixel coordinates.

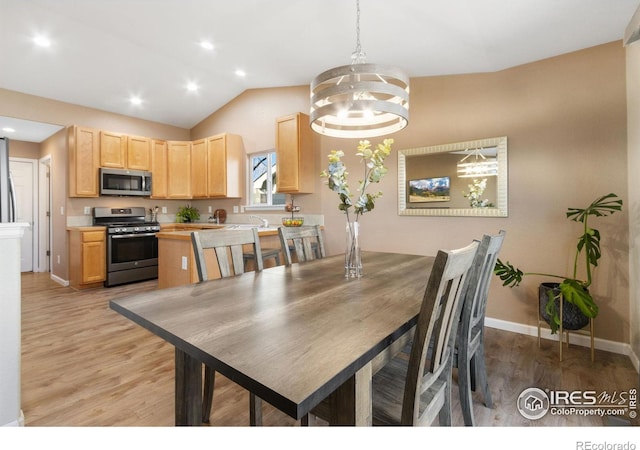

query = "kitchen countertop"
[
  {"left": 66, "top": 226, "right": 106, "bottom": 231},
  {"left": 157, "top": 223, "right": 280, "bottom": 239}
]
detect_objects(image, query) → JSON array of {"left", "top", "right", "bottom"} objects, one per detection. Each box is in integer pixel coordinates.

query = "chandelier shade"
[{"left": 310, "top": 63, "right": 409, "bottom": 139}]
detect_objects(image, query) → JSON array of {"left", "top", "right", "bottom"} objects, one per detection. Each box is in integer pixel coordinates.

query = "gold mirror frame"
[{"left": 397, "top": 136, "right": 508, "bottom": 217}]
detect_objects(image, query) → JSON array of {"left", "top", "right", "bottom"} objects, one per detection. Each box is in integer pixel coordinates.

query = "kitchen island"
[{"left": 156, "top": 223, "right": 281, "bottom": 289}]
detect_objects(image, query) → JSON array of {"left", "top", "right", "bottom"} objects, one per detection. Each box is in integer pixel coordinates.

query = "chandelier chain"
[{"left": 351, "top": 0, "right": 366, "bottom": 64}]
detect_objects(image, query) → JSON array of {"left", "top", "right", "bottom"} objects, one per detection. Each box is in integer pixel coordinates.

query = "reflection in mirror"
[{"left": 398, "top": 136, "right": 508, "bottom": 217}]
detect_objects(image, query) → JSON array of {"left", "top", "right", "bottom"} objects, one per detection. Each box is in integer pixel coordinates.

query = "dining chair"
[
  {"left": 190, "top": 228, "right": 264, "bottom": 425},
  {"left": 278, "top": 225, "right": 326, "bottom": 265},
  {"left": 370, "top": 240, "right": 479, "bottom": 426},
  {"left": 242, "top": 246, "right": 281, "bottom": 269},
  {"left": 454, "top": 230, "right": 506, "bottom": 426},
  {"left": 304, "top": 241, "right": 479, "bottom": 426}
]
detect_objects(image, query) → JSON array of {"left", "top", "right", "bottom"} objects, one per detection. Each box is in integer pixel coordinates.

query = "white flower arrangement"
[{"left": 463, "top": 178, "right": 493, "bottom": 208}]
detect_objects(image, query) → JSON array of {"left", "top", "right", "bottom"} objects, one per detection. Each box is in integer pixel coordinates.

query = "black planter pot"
[{"left": 539, "top": 282, "right": 590, "bottom": 331}]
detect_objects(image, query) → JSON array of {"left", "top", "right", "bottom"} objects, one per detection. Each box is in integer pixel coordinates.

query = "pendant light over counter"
[{"left": 310, "top": 0, "right": 409, "bottom": 139}]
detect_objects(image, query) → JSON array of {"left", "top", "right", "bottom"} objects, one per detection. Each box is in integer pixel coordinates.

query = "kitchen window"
[{"left": 247, "top": 151, "right": 286, "bottom": 208}]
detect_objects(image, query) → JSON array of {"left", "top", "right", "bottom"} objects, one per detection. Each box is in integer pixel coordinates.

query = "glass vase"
[{"left": 345, "top": 221, "right": 362, "bottom": 278}]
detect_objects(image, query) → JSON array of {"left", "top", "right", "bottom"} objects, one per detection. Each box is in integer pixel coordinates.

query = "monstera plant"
[{"left": 494, "top": 193, "right": 622, "bottom": 333}]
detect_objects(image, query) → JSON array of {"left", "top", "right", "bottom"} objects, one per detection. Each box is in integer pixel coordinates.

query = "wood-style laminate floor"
[{"left": 20, "top": 272, "right": 639, "bottom": 427}]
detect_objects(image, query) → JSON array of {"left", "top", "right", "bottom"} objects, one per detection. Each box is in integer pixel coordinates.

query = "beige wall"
[
  {"left": 195, "top": 42, "right": 629, "bottom": 344},
  {"left": 8, "top": 140, "right": 41, "bottom": 159},
  {"left": 626, "top": 39, "right": 640, "bottom": 363}
]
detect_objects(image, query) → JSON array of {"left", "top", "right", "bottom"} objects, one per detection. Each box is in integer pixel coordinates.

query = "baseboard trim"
[
  {"left": 485, "top": 317, "right": 639, "bottom": 372},
  {"left": 2, "top": 410, "right": 24, "bottom": 427},
  {"left": 50, "top": 273, "right": 69, "bottom": 287}
]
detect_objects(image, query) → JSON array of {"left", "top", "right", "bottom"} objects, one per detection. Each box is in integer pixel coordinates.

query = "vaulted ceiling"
[{"left": 1, "top": 0, "right": 638, "bottom": 139}]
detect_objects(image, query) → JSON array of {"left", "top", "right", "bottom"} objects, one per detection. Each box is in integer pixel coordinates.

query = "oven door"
[{"left": 107, "top": 232, "right": 158, "bottom": 272}]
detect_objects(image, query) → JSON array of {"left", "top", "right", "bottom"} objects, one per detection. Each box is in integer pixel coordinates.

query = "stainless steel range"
[{"left": 93, "top": 207, "right": 160, "bottom": 287}]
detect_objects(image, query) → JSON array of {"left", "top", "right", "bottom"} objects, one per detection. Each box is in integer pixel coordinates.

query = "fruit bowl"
[{"left": 282, "top": 217, "right": 304, "bottom": 227}]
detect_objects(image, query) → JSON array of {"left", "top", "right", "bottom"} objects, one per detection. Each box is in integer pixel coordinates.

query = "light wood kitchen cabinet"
[
  {"left": 68, "top": 125, "right": 100, "bottom": 197},
  {"left": 166, "top": 141, "right": 192, "bottom": 198},
  {"left": 206, "top": 133, "right": 244, "bottom": 198},
  {"left": 100, "top": 131, "right": 127, "bottom": 168},
  {"left": 275, "top": 112, "right": 314, "bottom": 193},
  {"left": 191, "top": 138, "right": 208, "bottom": 198},
  {"left": 150, "top": 139, "right": 168, "bottom": 198},
  {"left": 127, "top": 135, "right": 151, "bottom": 171},
  {"left": 68, "top": 228, "right": 106, "bottom": 289}
]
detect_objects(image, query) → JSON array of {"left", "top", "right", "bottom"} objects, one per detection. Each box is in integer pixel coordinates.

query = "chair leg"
[
  {"left": 250, "top": 394, "right": 263, "bottom": 426},
  {"left": 474, "top": 343, "right": 493, "bottom": 409},
  {"left": 469, "top": 354, "right": 477, "bottom": 391},
  {"left": 458, "top": 354, "right": 475, "bottom": 426},
  {"left": 439, "top": 380, "right": 453, "bottom": 426},
  {"left": 202, "top": 365, "right": 215, "bottom": 423}
]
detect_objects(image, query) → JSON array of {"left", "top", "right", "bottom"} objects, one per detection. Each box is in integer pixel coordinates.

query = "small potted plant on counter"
[
  {"left": 176, "top": 204, "right": 200, "bottom": 223},
  {"left": 494, "top": 193, "right": 622, "bottom": 334}
]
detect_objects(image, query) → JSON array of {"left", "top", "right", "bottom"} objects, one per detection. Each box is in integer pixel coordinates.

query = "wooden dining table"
[{"left": 109, "top": 251, "right": 434, "bottom": 426}]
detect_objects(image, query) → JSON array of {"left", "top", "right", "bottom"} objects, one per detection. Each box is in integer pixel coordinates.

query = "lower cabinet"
[{"left": 68, "top": 228, "right": 106, "bottom": 289}]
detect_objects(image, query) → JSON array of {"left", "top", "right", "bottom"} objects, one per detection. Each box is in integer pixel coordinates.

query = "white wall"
[{"left": 0, "top": 224, "right": 28, "bottom": 426}]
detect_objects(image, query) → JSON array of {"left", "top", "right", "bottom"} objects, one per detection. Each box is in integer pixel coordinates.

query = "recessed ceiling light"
[
  {"left": 235, "top": 69, "right": 246, "bottom": 78},
  {"left": 186, "top": 82, "right": 199, "bottom": 92},
  {"left": 33, "top": 34, "right": 51, "bottom": 48},
  {"left": 2, "top": 127, "right": 16, "bottom": 133},
  {"left": 200, "top": 41, "right": 214, "bottom": 51},
  {"left": 130, "top": 96, "right": 142, "bottom": 106}
]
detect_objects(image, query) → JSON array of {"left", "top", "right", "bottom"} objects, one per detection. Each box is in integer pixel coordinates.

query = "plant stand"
[{"left": 537, "top": 292, "right": 595, "bottom": 362}]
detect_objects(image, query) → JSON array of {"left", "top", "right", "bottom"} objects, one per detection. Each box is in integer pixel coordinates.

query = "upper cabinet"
[
  {"left": 68, "top": 125, "right": 100, "bottom": 197},
  {"left": 100, "top": 131, "right": 127, "bottom": 168},
  {"left": 150, "top": 139, "right": 168, "bottom": 199},
  {"left": 166, "top": 141, "right": 192, "bottom": 199},
  {"left": 276, "top": 112, "right": 314, "bottom": 194},
  {"left": 127, "top": 135, "right": 151, "bottom": 171},
  {"left": 191, "top": 139, "right": 208, "bottom": 199},
  {"left": 100, "top": 131, "right": 151, "bottom": 171},
  {"left": 67, "top": 125, "right": 245, "bottom": 199},
  {"left": 207, "top": 133, "right": 244, "bottom": 198}
]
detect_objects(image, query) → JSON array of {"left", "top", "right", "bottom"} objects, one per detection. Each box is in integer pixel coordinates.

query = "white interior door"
[
  {"left": 9, "top": 159, "right": 36, "bottom": 272},
  {"left": 38, "top": 157, "right": 51, "bottom": 273}
]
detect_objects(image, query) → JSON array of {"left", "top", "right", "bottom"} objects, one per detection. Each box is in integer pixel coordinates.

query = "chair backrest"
[
  {"left": 191, "top": 228, "right": 263, "bottom": 281},
  {"left": 278, "top": 225, "right": 326, "bottom": 265},
  {"left": 401, "top": 240, "right": 479, "bottom": 425},
  {"left": 458, "top": 230, "right": 506, "bottom": 347}
]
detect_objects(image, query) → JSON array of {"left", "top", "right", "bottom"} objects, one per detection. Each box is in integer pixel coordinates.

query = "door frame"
[
  {"left": 9, "top": 157, "right": 39, "bottom": 272},
  {"left": 38, "top": 155, "right": 51, "bottom": 273}
]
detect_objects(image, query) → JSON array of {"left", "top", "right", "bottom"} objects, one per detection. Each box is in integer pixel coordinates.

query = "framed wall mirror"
[{"left": 398, "top": 136, "right": 508, "bottom": 217}]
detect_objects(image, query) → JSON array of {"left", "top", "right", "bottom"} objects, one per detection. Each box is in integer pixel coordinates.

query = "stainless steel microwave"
[{"left": 100, "top": 168, "right": 152, "bottom": 196}]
